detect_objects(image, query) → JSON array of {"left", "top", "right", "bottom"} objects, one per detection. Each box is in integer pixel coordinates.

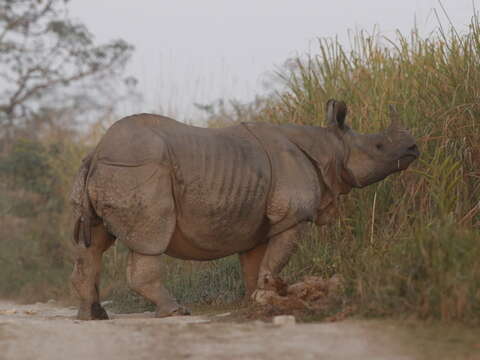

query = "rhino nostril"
[{"left": 406, "top": 144, "right": 419, "bottom": 157}]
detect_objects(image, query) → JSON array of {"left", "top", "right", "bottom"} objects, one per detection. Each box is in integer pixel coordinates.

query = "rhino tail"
[
  {"left": 74, "top": 200, "right": 96, "bottom": 248},
  {"left": 72, "top": 153, "right": 99, "bottom": 248}
]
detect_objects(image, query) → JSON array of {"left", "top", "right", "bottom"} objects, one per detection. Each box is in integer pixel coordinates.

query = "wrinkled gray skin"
[{"left": 70, "top": 99, "right": 419, "bottom": 320}]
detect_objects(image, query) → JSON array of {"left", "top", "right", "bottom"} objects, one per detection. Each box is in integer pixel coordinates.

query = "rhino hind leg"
[
  {"left": 126, "top": 251, "right": 190, "bottom": 317},
  {"left": 239, "top": 243, "right": 268, "bottom": 300},
  {"left": 252, "top": 222, "right": 308, "bottom": 303},
  {"left": 71, "top": 223, "right": 115, "bottom": 320}
]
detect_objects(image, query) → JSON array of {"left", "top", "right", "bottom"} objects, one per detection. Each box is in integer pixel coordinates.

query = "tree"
[{"left": 0, "top": 0, "right": 134, "bottom": 143}]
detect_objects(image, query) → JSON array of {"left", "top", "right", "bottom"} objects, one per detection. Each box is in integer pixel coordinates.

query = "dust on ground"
[{"left": 0, "top": 300, "right": 478, "bottom": 360}]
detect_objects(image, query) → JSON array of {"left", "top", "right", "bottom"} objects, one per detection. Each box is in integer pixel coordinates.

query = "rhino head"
[{"left": 326, "top": 99, "right": 419, "bottom": 188}]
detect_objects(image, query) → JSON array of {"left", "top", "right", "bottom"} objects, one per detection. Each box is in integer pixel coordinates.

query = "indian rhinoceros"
[{"left": 70, "top": 99, "right": 419, "bottom": 320}]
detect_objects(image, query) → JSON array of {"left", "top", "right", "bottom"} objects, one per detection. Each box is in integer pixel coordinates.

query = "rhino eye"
[{"left": 376, "top": 143, "right": 384, "bottom": 151}]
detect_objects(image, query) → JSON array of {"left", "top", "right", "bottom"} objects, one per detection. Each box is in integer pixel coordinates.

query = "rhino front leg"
[
  {"left": 239, "top": 243, "right": 268, "bottom": 300},
  {"left": 126, "top": 251, "right": 190, "bottom": 317},
  {"left": 71, "top": 224, "right": 115, "bottom": 320},
  {"left": 252, "top": 223, "right": 308, "bottom": 302}
]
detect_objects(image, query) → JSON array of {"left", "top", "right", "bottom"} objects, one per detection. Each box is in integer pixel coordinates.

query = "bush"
[{"left": 0, "top": 137, "right": 87, "bottom": 301}]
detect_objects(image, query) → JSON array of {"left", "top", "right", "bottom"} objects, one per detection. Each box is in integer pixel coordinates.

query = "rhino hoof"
[
  {"left": 171, "top": 306, "right": 191, "bottom": 316},
  {"left": 156, "top": 306, "right": 191, "bottom": 318},
  {"left": 91, "top": 302, "right": 109, "bottom": 320},
  {"left": 77, "top": 302, "right": 109, "bottom": 320}
]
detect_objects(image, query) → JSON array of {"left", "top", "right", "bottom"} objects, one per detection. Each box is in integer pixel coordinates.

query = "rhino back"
[
  {"left": 91, "top": 114, "right": 271, "bottom": 257},
  {"left": 94, "top": 114, "right": 187, "bottom": 165}
]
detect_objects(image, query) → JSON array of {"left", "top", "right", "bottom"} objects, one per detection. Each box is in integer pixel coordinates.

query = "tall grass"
[{"left": 263, "top": 16, "right": 480, "bottom": 323}]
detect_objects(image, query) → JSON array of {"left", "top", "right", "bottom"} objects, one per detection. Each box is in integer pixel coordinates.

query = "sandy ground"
[{"left": 0, "top": 300, "right": 474, "bottom": 360}]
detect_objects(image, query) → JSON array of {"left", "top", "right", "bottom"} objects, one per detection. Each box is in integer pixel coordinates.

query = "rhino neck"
[{"left": 277, "top": 124, "right": 354, "bottom": 196}]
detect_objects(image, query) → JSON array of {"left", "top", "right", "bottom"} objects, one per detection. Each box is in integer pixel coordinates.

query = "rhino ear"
[
  {"left": 388, "top": 104, "right": 402, "bottom": 131},
  {"left": 326, "top": 99, "right": 347, "bottom": 130}
]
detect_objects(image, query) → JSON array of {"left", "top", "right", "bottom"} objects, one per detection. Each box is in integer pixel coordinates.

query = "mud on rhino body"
[{"left": 70, "top": 99, "right": 419, "bottom": 320}]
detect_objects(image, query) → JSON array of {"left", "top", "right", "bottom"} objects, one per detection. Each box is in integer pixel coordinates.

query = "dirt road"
[{"left": 0, "top": 301, "right": 476, "bottom": 360}]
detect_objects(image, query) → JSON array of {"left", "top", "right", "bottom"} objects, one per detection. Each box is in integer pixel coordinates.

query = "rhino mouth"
[{"left": 397, "top": 154, "right": 418, "bottom": 170}]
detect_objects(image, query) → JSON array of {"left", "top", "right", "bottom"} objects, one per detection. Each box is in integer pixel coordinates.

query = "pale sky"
[{"left": 70, "top": 1, "right": 478, "bottom": 121}]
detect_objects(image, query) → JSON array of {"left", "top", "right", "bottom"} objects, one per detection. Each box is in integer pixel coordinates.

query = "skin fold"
[{"left": 70, "top": 99, "right": 419, "bottom": 320}]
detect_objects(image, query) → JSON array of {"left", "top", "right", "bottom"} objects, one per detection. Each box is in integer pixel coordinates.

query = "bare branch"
[{"left": 0, "top": 0, "right": 133, "bottom": 136}]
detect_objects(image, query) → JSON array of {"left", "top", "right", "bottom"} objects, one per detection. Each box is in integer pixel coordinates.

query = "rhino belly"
[{"left": 165, "top": 219, "right": 269, "bottom": 260}]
